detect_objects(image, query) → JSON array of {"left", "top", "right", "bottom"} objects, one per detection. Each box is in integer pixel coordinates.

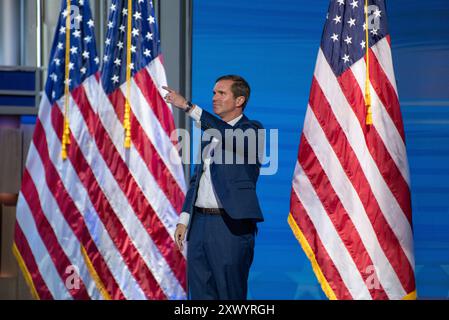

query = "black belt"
[{"left": 194, "top": 206, "right": 225, "bottom": 215}]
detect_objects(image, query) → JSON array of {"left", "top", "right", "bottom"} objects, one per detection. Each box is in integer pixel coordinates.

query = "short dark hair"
[{"left": 215, "top": 75, "right": 250, "bottom": 110}]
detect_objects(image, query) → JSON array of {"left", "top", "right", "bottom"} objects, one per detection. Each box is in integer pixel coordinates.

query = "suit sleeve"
[{"left": 199, "top": 110, "right": 264, "bottom": 165}]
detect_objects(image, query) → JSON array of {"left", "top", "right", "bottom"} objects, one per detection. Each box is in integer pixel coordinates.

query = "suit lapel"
[{"left": 235, "top": 114, "right": 249, "bottom": 127}]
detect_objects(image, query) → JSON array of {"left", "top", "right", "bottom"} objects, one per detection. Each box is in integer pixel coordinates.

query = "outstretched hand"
[{"left": 162, "top": 86, "right": 188, "bottom": 110}]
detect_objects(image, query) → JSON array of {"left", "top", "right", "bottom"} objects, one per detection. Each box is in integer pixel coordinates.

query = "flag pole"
[
  {"left": 364, "top": 0, "right": 372, "bottom": 125},
  {"left": 124, "top": 0, "right": 133, "bottom": 148},
  {"left": 62, "top": 0, "right": 72, "bottom": 159}
]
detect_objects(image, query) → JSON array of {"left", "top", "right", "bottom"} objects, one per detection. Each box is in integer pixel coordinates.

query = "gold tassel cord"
[
  {"left": 80, "top": 245, "right": 112, "bottom": 300},
  {"left": 124, "top": 0, "right": 133, "bottom": 148},
  {"left": 364, "top": 0, "right": 372, "bottom": 125},
  {"left": 62, "top": 0, "right": 72, "bottom": 159}
]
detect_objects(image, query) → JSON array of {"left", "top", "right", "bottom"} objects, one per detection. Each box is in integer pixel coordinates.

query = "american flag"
[
  {"left": 288, "top": 0, "right": 416, "bottom": 299},
  {"left": 92, "top": 0, "right": 187, "bottom": 299},
  {"left": 14, "top": 0, "right": 186, "bottom": 300}
]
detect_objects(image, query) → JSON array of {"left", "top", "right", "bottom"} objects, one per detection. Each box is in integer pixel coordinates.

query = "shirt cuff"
[
  {"left": 178, "top": 211, "right": 190, "bottom": 227},
  {"left": 188, "top": 105, "right": 202, "bottom": 122}
]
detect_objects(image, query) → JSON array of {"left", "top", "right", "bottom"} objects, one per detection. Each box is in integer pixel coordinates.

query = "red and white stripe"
[
  {"left": 289, "top": 37, "right": 416, "bottom": 299},
  {"left": 15, "top": 54, "right": 187, "bottom": 299}
]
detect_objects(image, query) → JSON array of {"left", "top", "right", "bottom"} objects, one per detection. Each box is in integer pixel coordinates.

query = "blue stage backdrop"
[{"left": 191, "top": 0, "right": 449, "bottom": 299}]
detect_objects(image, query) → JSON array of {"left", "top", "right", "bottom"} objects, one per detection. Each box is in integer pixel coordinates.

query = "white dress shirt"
[{"left": 178, "top": 106, "right": 243, "bottom": 227}]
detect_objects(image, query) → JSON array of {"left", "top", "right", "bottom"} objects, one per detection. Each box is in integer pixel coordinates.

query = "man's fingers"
[
  {"left": 175, "top": 225, "right": 186, "bottom": 251},
  {"left": 176, "top": 235, "right": 182, "bottom": 251},
  {"left": 162, "top": 85, "right": 174, "bottom": 93},
  {"left": 175, "top": 232, "right": 183, "bottom": 251}
]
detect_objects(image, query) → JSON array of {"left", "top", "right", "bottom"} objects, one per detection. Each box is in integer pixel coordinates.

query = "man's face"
[{"left": 212, "top": 79, "right": 243, "bottom": 120}]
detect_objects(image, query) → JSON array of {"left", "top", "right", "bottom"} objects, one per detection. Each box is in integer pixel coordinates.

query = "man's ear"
[{"left": 236, "top": 96, "right": 245, "bottom": 108}]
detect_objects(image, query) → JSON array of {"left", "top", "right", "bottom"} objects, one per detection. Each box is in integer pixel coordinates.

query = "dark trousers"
[{"left": 187, "top": 208, "right": 255, "bottom": 300}]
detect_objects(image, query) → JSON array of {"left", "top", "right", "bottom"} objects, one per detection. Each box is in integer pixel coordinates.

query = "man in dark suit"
[{"left": 163, "top": 75, "right": 264, "bottom": 300}]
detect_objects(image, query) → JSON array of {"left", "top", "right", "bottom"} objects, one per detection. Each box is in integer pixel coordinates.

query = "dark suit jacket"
[{"left": 182, "top": 110, "right": 264, "bottom": 229}]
